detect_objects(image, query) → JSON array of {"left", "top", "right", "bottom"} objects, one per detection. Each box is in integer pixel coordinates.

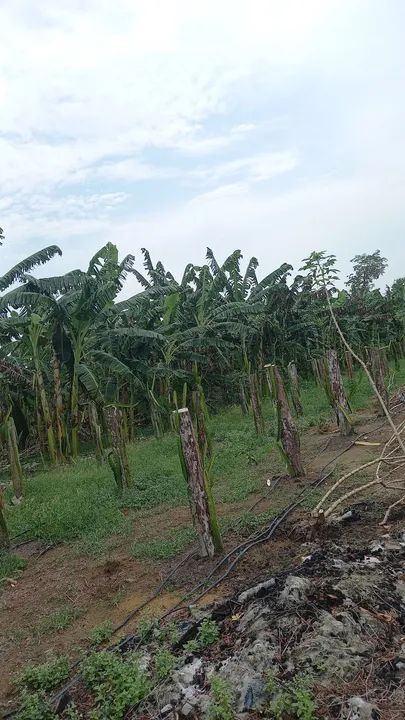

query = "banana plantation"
[{"left": 2, "top": 233, "right": 405, "bottom": 719}]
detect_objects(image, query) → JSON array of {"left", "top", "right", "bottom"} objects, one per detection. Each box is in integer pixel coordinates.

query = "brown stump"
[
  {"left": 287, "top": 362, "right": 303, "bottom": 416},
  {"left": 267, "top": 364, "right": 305, "bottom": 477},
  {"left": 369, "top": 347, "right": 389, "bottom": 416},
  {"left": 177, "top": 408, "right": 221, "bottom": 558},
  {"left": 326, "top": 349, "right": 353, "bottom": 436}
]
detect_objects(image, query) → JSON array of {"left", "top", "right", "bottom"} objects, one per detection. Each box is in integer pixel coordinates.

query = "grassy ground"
[{"left": 1, "top": 361, "right": 405, "bottom": 579}]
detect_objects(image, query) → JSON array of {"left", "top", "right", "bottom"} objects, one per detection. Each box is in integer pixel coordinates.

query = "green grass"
[
  {"left": 1, "top": 360, "right": 404, "bottom": 577},
  {"left": 131, "top": 525, "right": 197, "bottom": 560},
  {"left": 0, "top": 552, "right": 27, "bottom": 581},
  {"left": 34, "top": 603, "right": 80, "bottom": 635}
]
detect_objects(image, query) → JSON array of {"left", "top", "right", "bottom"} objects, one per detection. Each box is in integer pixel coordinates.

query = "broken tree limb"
[
  {"left": 266, "top": 364, "right": 305, "bottom": 478},
  {"left": 380, "top": 492, "right": 405, "bottom": 525},
  {"left": 177, "top": 408, "right": 221, "bottom": 558},
  {"left": 326, "top": 349, "right": 353, "bottom": 436},
  {"left": 288, "top": 361, "right": 303, "bottom": 416}
]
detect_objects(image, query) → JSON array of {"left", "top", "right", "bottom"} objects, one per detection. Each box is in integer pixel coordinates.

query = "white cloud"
[{"left": 1, "top": 0, "right": 405, "bottom": 292}]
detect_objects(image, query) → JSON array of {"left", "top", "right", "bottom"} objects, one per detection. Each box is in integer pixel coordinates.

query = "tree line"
[{"left": 1, "top": 233, "right": 404, "bottom": 464}]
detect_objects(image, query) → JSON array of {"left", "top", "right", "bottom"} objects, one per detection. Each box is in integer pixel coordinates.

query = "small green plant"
[
  {"left": 89, "top": 620, "right": 114, "bottom": 645},
  {"left": 265, "top": 673, "right": 316, "bottom": 720},
  {"left": 64, "top": 705, "right": 83, "bottom": 719},
  {"left": 291, "top": 679, "right": 316, "bottom": 720},
  {"left": 155, "top": 647, "right": 177, "bottom": 680},
  {"left": 15, "top": 691, "right": 56, "bottom": 720},
  {"left": 14, "top": 655, "right": 70, "bottom": 692},
  {"left": 198, "top": 618, "right": 219, "bottom": 647},
  {"left": 158, "top": 621, "right": 180, "bottom": 645},
  {"left": 81, "top": 650, "right": 150, "bottom": 720},
  {"left": 0, "top": 553, "right": 27, "bottom": 581},
  {"left": 36, "top": 603, "right": 80, "bottom": 634},
  {"left": 109, "top": 587, "right": 125, "bottom": 607},
  {"left": 207, "top": 676, "right": 235, "bottom": 720},
  {"left": 137, "top": 615, "right": 157, "bottom": 642},
  {"left": 183, "top": 639, "right": 200, "bottom": 654}
]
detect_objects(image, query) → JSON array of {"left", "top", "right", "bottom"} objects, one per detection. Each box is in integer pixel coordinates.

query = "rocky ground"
[
  {"left": 150, "top": 529, "right": 405, "bottom": 720},
  {"left": 52, "top": 525, "right": 404, "bottom": 720}
]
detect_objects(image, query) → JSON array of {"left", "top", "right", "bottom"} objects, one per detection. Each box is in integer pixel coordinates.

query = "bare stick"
[{"left": 380, "top": 492, "right": 405, "bottom": 525}]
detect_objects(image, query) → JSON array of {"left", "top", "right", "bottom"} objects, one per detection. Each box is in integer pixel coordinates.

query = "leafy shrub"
[
  {"left": 15, "top": 691, "right": 56, "bottom": 720},
  {"left": 155, "top": 648, "right": 177, "bottom": 680},
  {"left": 89, "top": 620, "right": 114, "bottom": 645},
  {"left": 207, "top": 676, "right": 235, "bottom": 720},
  {"left": 14, "top": 655, "right": 70, "bottom": 692},
  {"left": 81, "top": 650, "right": 150, "bottom": 720},
  {"left": 198, "top": 618, "right": 219, "bottom": 647}
]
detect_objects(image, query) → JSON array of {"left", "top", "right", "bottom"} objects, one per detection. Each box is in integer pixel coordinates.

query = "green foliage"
[
  {"left": 207, "top": 676, "right": 235, "bottom": 720},
  {"left": 81, "top": 650, "right": 150, "bottom": 720},
  {"left": 264, "top": 673, "right": 316, "bottom": 720},
  {"left": 89, "top": 620, "right": 114, "bottom": 645},
  {"left": 131, "top": 525, "right": 196, "bottom": 560},
  {"left": 14, "top": 655, "right": 70, "bottom": 692},
  {"left": 35, "top": 604, "right": 80, "bottom": 634},
  {"left": 154, "top": 647, "right": 177, "bottom": 680},
  {"left": 197, "top": 618, "right": 220, "bottom": 647},
  {"left": 15, "top": 691, "right": 57, "bottom": 720}
]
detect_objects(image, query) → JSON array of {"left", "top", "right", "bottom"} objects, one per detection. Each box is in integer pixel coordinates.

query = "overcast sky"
[{"left": 1, "top": 0, "right": 404, "bottom": 294}]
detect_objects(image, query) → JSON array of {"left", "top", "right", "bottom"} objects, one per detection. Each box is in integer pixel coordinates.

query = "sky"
[{"left": 1, "top": 0, "right": 405, "bottom": 295}]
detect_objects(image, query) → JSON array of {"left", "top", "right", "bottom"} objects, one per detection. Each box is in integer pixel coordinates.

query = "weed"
[
  {"left": 14, "top": 655, "right": 70, "bottom": 692},
  {"left": 63, "top": 706, "right": 83, "bottom": 719},
  {"left": 89, "top": 620, "right": 114, "bottom": 645},
  {"left": 264, "top": 673, "right": 316, "bottom": 720},
  {"left": 207, "top": 676, "right": 235, "bottom": 720},
  {"left": 35, "top": 603, "right": 80, "bottom": 634},
  {"left": 183, "top": 639, "right": 200, "bottom": 654},
  {"left": 158, "top": 621, "right": 180, "bottom": 645},
  {"left": 198, "top": 618, "right": 220, "bottom": 647},
  {"left": 137, "top": 615, "right": 157, "bottom": 641},
  {"left": 109, "top": 587, "right": 126, "bottom": 607},
  {"left": 0, "top": 552, "right": 26, "bottom": 581},
  {"left": 81, "top": 650, "right": 150, "bottom": 720},
  {"left": 131, "top": 525, "right": 196, "bottom": 560},
  {"left": 155, "top": 647, "right": 177, "bottom": 680},
  {"left": 15, "top": 691, "right": 56, "bottom": 720}
]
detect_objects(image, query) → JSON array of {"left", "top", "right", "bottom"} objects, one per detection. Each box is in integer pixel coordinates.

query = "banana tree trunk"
[
  {"left": 71, "top": 363, "right": 80, "bottom": 458},
  {"left": 267, "top": 364, "right": 305, "bottom": 477},
  {"left": 0, "top": 489, "right": 9, "bottom": 549},
  {"left": 287, "top": 361, "right": 303, "bottom": 416},
  {"left": 326, "top": 349, "right": 353, "bottom": 436},
  {"left": 33, "top": 353, "right": 57, "bottom": 465},
  {"left": 108, "top": 407, "right": 132, "bottom": 487},
  {"left": 89, "top": 402, "right": 104, "bottom": 465},
  {"left": 249, "top": 373, "right": 265, "bottom": 435},
  {"left": 239, "top": 378, "right": 249, "bottom": 416},
  {"left": 369, "top": 347, "right": 389, "bottom": 416},
  {"left": 177, "top": 408, "right": 221, "bottom": 558},
  {"left": 7, "top": 416, "right": 23, "bottom": 498},
  {"left": 52, "top": 352, "right": 66, "bottom": 461}
]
